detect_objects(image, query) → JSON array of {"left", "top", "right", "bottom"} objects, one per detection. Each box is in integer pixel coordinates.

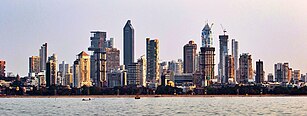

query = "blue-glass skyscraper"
[{"left": 123, "top": 20, "right": 135, "bottom": 67}]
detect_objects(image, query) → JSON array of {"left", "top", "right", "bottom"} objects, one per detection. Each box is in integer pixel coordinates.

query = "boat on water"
[
  {"left": 82, "top": 98, "right": 91, "bottom": 101},
  {"left": 135, "top": 95, "right": 140, "bottom": 99}
]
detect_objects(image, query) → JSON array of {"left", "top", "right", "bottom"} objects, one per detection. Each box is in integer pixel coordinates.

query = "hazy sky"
[{"left": 1, "top": 0, "right": 307, "bottom": 78}]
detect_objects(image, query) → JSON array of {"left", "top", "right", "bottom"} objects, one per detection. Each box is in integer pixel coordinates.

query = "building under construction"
[
  {"left": 88, "top": 31, "right": 107, "bottom": 87},
  {"left": 200, "top": 23, "right": 215, "bottom": 86}
]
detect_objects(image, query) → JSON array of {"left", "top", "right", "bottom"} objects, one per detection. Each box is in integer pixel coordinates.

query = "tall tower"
[
  {"left": 200, "top": 23, "right": 215, "bottom": 86},
  {"left": 29, "top": 56, "right": 40, "bottom": 74},
  {"left": 59, "top": 61, "right": 70, "bottom": 86},
  {"left": 73, "top": 51, "right": 92, "bottom": 88},
  {"left": 137, "top": 55, "right": 147, "bottom": 87},
  {"left": 39, "top": 43, "right": 47, "bottom": 71},
  {"left": 146, "top": 38, "right": 159, "bottom": 83},
  {"left": 239, "top": 53, "right": 252, "bottom": 84},
  {"left": 123, "top": 20, "right": 135, "bottom": 67},
  {"left": 219, "top": 34, "right": 229, "bottom": 83},
  {"left": 46, "top": 54, "right": 57, "bottom": 87},
  {"left": 183, "top": 40, "right": 197, "bottom": 73},
  {"left": 225, "top": 55, "right": 234, "bottom": 84},
  {"left": 274, "top": 63, "right": 283, "bottom": 82},
  {"left": 231, "top": 39, "right": 239, "bottom": 83},
  {"left": 255, "top": 59, "right": 264, "bottom": 84},
  {"left": 88, "top": 31, "right": 107, "bottom": 87}
]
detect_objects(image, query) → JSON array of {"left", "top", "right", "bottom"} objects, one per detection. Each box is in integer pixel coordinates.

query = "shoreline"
[{"left": 1, "top": 94, "right": 307, "bottom": 98}]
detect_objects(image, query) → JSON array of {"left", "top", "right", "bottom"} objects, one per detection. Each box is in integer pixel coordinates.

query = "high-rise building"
[
  {"left": 288, "top": 68, "right": 293, "bottom": 83},
  {"left": 123, "top": 20, "right": 134, "bottom": 67},
  {"left": 231, "top": 39, "right": 239, "bottom": 83},
  {"left": 88, "top": 31, "right": 107, "bottom": 87},
  {"left": 107, "top": 66, "right": 127, "bottom": 88},
  {"left": 293, "top": 70, "right": 300, "bottom": 84},
  {"left": 225, "top": 55, "right": 234, "bottom": 84},
  {"left": 274, "top": 63, "right": 283, "bottom": 82},
  {"left": 219, "top": 34, "right": 229, "bottom": 83},
  {"left": 46, "top": 54, "right": 57, "bottom": 87},
  {"left": 255, "top": 59, "right": 264, "bottom": 84},
  {"left": 127, "top": 62, "right": 141, "bottom": 85},
  {"left": 199, "top": 47, "right": 215, "bottom": 86},
  {"left": 39, "top": 43, "right": 47, "bottom": 71},
  {"left": 283, "top": 63, "right": 289, "bottom": 83},
  {"left": 106, "top": 48, "right": 120, "bottom": 72},
  {"left": 200, "top": 23, "right": 215, "bottom": 86},
  {"left": 239, "top": 53, "right": 252, "bottom": 84},
  {"left": 168, "top": 59, "right": 183, "bottom": 75},
  {"left": 59, "top": 61, "right": 70, "bottom": 86},
  {"left": 0, "top": 60, "right": 5, "bottom": 77},
  {"left": 159, "top": 61, "right": 168, "bottom": 79},
  {"left": 268, "top": 73, "right": 274, "bottom": 82},
  {"left": 274, "top": 62, "right": 290, "bottom": 83},
  {"left": 146, "top": 38, "right": 160, "bottom": 83},
  {"left": 183, "top": 40, "right": 197, "bottom": 73},
  {"left": 65, "top": 66, "right": 73, "bottom": 87},
  {"left": 137, "top": 55, "right": 147, "bottom": 87},
  {"left": 29, "top": 56, "right": 40, "bottom": 74},
  {"left": 73, "top": 51, "right": 92, "bottom": 88}
]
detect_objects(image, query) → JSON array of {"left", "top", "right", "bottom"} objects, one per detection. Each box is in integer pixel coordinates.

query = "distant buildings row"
[{"left": 1, "top": 20, "right": 307, "bottom": 92}]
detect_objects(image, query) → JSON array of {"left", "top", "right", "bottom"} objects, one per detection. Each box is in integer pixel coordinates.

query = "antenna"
[{"left": 220, "top": 24, "right": 227, "bottom": 35}]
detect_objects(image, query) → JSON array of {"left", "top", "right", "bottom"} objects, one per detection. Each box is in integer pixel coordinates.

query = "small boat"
[
  {"left": 135, "top": 95, "right": 140, "bottom": 99},
  {"left": 82, "top": 98, "right": 91, "bottom": 101}
]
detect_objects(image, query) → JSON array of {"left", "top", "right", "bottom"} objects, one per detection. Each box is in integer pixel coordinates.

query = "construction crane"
[{"left": 220, "top": 24, "right": 227, "bottom": 35}]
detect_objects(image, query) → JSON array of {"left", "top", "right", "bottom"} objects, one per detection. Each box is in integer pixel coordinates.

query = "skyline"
[{"left": 1, "top": 1, "right": 307, "bottom": 76}]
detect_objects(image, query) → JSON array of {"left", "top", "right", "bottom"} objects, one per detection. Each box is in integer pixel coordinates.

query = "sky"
[{"left": 0, "top": 0, "right": 307, "bottom": 78}]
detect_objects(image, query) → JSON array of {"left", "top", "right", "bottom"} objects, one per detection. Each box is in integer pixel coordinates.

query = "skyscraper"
[
  {"left": 239, "top": 53, "right": 252, "bottom": 84},
  {"left": 123, "top": 20, "right": 134, "bottom": 67},
  {"left": 231, "top": 39, "right": 239, "bottom": 83},
  {"left": 46, "top": 54, "right": 57, "bottom": 87},
  {"left": 0, "top": 60, "right": 5, "bottom": 77},
  {"left": 283, "top": 63, "right": 290, "bottom": 83},
  {"left": 39, "top": 43, "right": 47, "bottom": 71},
  {"left": 88, "top": 31, "right": 107, "bottom": 87},
  {"left": 219, "top": 34, "right": 229, "bottom": 83},
  {"left": 255, "top": 59, "right": 264, "bottom": 84},
  {"left": 29, "top": 56, "right": 40, "bottom": 74},
  {"left": 274, "top": 62, "right": 290, "bottom": 83},
  {"left": 268, "top": 73, "right": 274, "bottom": 82},
  {"left": 293, "top": 70, "right": 300, "bottom": 84},
  {"left": 200, "top": 23, "right": 215, "bottom": 86},
  {"left": 146, "top": 38, "right": 159, "bottom": 83},
  {"left": 183, "top": 40, "right": 197, "bottom": 73},
  {"left": 73, "top": 51, "right": 92, "bottom": 88},
  {"left": 59, "top": 61, "right": 70, "bottom": 86},
  {"left": 274, "top": 63, "right": 283, "bottom": 82},
  {"left": 168, "top": 59, "right": 183, "bottom": 75},
  {"left": 225, "top": 55, "right": 234, "bottom": 84},
  {"left": 137, "top": 55, "right": 147, "bottom": 87},
  {"left": 65, "top": 66, "right": 73, "bottom": 87}
]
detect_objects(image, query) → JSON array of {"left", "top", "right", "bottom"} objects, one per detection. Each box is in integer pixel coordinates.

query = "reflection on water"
[{"left": 1, "top": 97, "right": 307, "bottom": 115}]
